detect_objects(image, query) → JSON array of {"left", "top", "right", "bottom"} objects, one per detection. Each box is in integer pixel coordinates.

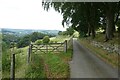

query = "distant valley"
[{"left": 1, "top": 28, "right": 60, "bottom": 36}]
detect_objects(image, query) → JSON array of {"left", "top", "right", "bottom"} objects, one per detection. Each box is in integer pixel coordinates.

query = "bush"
[
  {"left": 2, "top": 51, "right": 11, "bottom": 72},
  {"left": 35, "top": 40, "right": 42, "bottom": 45},
  {"left": 43, "top": 36, "right": 50, "bottom": 44},
  {"left": 49, "top": 40, "right": 54, "bottom": 43}
]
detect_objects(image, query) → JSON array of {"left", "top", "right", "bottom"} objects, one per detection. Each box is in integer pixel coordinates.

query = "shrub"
[
  {"left": 2, "top": 51, "right": 11, "bottom": 72},
  {"left": 35, "top": 40, "right": 42, "bottom": 45},
  {"left": 49, "top": 40, "right": 54, "bottom": 43},
  {"left": 43, "top": 36, "right": 50, "bottom": 44}
]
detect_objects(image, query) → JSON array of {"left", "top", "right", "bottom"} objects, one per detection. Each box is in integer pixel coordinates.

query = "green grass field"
[
  {"left": 25, "top": 36, "right": 73, "bottom": 78},
  {"left": 25, "top": 49, "right": 72, "bottom": 78},
  {"left": 2, "top": 36, "right": 73, "bottom": 79},
  {"left": 50, "top": 35, "right": 71, "bottom": 42},
  {"left": 2, "top": 46, "right": 28, "bottom": 78}
]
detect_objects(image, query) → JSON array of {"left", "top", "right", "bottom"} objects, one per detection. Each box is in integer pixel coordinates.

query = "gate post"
[
  {"left": 27, "top": 45, "right": 31, "bottom": 64},
  {"left": 30, "top": 44, "right": 32, "bottom": 61},
  {"left": 64, "top": 40, "right": 67, "bottom": 53},
  {"left": 10, "top": 53, "right": 15, "bottom": 80},
  {"left": 46, "top": 44, "right": 48, "bottom": 53}
]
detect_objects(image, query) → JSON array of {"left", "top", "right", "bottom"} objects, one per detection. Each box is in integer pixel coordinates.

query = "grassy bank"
[
  {"left": 2, "top": 36, "right": 73, "bottom": 79},
  {"left": 50, "top": 35, "right": 71, "bottom": 42},
  {"left": 78, "top": 38, "right": 118, "bottom": 68},
  {"left": 89, "top": 33, "right": 119, "bottom": 45},
  {"left": 25, "top": 53, "right": 46, "bottom": 78},
  {"left": 2, "top": 47, "right": 28, "bottom": 78},
  {"left": 25, "top": 36, "right": 73, "bottom": 78},
  {"left": 25, "top": 48, "right": 73, "bottom": 78}
]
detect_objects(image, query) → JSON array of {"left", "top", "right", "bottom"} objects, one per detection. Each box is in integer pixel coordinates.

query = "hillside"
[{"left": 2, "top": 28, "right": 60, "bottom": 37}]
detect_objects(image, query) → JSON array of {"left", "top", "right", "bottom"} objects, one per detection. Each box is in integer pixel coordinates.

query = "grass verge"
[
  {"left": 42, "top": 49, "right": 72, "bottom": 78},
  {"left": 78, "top": 38, "right": 118, "bottom": 68},
  {"left": 91, "top": 33, "right": 119, "bottom": 45},
  {"left": 25, "top": 53, "right": 46, "bottom": 78},
  {"left": 2, "top": 46, "right": 28, "bottom": 78},
  {"left": 25, "top": 47, "right": 73, "bottom": 78}
]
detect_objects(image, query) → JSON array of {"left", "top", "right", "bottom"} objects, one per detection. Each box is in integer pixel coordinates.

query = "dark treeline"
[
  {"left": 42, "top": 2, "right": 120, "bottom": 41},
  {"left": 2, "top": 32, "right": 55, "bottom": 49},
  {"left": 58, "top": 27, "right": 74, "bottom": 36}
]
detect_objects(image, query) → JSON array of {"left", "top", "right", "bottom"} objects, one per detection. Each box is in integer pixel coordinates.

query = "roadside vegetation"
[
  {"left": 2, "top": 30, "right": 73, "bottom": 79},
  {"left": 43, "top": 2, "right": 120, "bottom": 42},
  {"left": 2, "top": 2, "right": 120, "bottom": 79},
  {"left": 0, "top": 33, "right": 2, "bottom": 73},
  {"left": 25, "top": 48, "right": 72, "bottom": 78},
  {"left": 2, "top": 46, "right": 28, "bottom": 78},
  {"left": 25, "top": 35, "right": 73, "bottom": 78},
  {"left": 42, "top": 2, "right": 119, "bottom": 69},
  {"left": 78, "top": 33, "right": 118, "bottom": 68}
]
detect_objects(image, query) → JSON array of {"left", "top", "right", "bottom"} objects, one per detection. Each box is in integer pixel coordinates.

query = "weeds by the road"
[
  {"left": 25, "top": 53, "right": 46, "bottom": 78},
  {"left": 78, "top": 38, "right": 118, "bottom": 68},
  {"left": 26, "top": 48, "right": 72, "bottom": 78},
  {"left": 2, "top": 36, "right": 73, "bottom": 79}
]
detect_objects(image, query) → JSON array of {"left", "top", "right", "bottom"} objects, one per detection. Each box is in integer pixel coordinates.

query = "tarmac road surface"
[{"left": 70, "top": 38, "right": 118, "bottom": 78}]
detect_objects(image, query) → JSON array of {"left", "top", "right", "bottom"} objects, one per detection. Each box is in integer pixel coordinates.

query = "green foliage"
[
  {"left": 16, "top": 32, "right": 51, "bottom": 48},
  {"left": 58, "top": 31, "right": 62, "bottom": 35},
  {"left": 2, "top": 41, "right": 9, "bottom": 51},
  {"left": 2, "top": 46, "right": 28, "bottom": 78},
  {"left": 17, "top": 35, "right": 30, "bottom": 48},
  {"left": 30, "top": 32, "right": 47, "bottom": 42},
  {"left": 43, "top": 2, "right": 120, "bottom": 40},
  {"left": 49, "top": 40, "right": 54, "bottom": 43},
  {"left": 2, "top": 41, "right": 11, "bottom": 73},
  {"left": 2, "top": 31, "right": 54, "bottom": 48},
  {"left": 66, "top": 27, "right": 74, "bottom": 36},
  {"left": 43, "top": 36, "right": 50, "bottom": 44},
  {"left": 43, "top": 53, "right": 69, "bottom": 78},
  {"left": 35, "top": 40, "right": 42, "bottom": 45},
  {"left": 79, "top": 38, "right": 118, "bottom": 67},
  {"left": 2, "top": 51, "right": 11, "bottom": 72},
  {"left": 2, "top": 48, "right": 24, "bottom": 78},
  {"left": 58, "top": 27, "right": 74, "bottom": 36},
  {"left": 25, "top": 54, "right": 46, "bottom": 78},
  {"left": 116, "top": 20, "right": 120, "bottom": 33},
  {"left": 40, "top": 48, "right": 73, "bottom": 78},
  {"left": 2, "top": 34, "right": 19, "bottom": 46}
]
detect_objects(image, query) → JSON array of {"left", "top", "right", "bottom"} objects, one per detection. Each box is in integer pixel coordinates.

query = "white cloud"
[{"left": 0, "top": 0, "right": 66, "bottom": 31}]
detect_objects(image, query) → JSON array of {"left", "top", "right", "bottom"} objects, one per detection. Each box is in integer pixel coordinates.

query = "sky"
[{"left": 0, "top": 0, "right": 67, "bottom": 31}]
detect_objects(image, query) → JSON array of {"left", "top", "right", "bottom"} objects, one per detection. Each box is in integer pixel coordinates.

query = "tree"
[
  {"left": 42, "top": 2, "right": 100, "bottom": 38},
  {"left": 35, "top": 40, "right": 42, "bottom": 45},
  {"left": 98, "top": 2, "right": 120, "bottom": 41},
  {"left": 30, "top": 32, "right": 47, "bottom": 42},
  {"left": 42, "top": 1, "right": 120, "bottom": 40},
  {"left": 43, "top": 36, "right": 50, "bottom": 44},
  {"left": 66, "top": 27, "right": 74, "bottom": 36},
  {"left": 58, "top": 31, "right": 62, "bottom": 35},
  {"left": 17, "top": 35, "right": 30, "bottom": 48}
]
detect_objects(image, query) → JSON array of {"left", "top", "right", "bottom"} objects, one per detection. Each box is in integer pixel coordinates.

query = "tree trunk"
[
  {"left": 91, "top": 24, "right": 95, "bottom": 39},
  {"left": 87, "top": 23, "right": 91, "bottom": 36},
  {"left": 90, "top": 3, "right": 96, "bottom": 39},
  {"left": 105, "top": 5, "right": 114, "bottom": 41}
]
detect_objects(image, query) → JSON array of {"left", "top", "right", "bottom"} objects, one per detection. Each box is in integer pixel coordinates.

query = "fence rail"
[
  {"left": 27, "top": 38, "right": 73, "bottom": 64},
  {"left": 9, "top": 37, "right": 73, "bottom": 79},
  {"left": 30, "top": 41, "right": 67, "bottom": 54}
]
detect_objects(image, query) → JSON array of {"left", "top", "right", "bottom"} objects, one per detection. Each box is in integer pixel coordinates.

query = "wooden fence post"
[
  {"left": 30, "top": 44, "right": 32, "bottom": 61},
  {"left": 10, "top": 54, "right": 15, "bottom": 80},
  {"left": 46, "top": 44, "right": 48, "bottom": 53},
  {"left": 27, "top": 45, "right": 30, "bottom": 64},
  {"left": 64, "top": 40, "right": 67, "bottom": 53}
]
